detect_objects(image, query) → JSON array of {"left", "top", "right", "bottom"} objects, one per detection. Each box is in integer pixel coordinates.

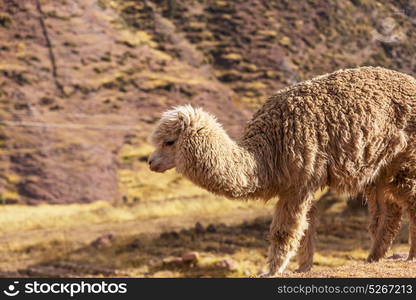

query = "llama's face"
[
  {"left": 147, "top": 142, "right": 177, "bottom": 172},
  {"left": 148, "top": 117, "right": 182, "bottom": 173}
]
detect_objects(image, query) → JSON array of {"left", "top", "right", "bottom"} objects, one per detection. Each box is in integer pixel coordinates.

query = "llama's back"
[{"left": 244, "top": 66, "right": 416, "bottom": 194}]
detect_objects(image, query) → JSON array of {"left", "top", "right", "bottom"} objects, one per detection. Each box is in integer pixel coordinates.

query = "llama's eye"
[{"left": 164, "top": 141, "right": 175, "bottom": 146}]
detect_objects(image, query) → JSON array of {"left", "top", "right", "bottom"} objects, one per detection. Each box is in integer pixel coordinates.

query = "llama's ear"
[{"left": 177, "top": 112, "right": 191, "bottom": 131}]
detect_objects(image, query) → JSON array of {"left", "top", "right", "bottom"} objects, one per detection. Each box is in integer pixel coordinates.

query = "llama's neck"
[{"left": 176, "top": 118, "right": 270, "bottom": 199}]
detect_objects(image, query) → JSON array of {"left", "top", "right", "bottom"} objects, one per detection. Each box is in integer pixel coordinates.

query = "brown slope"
[
  {"left": 0, "top": 0, "right": 248, "bottom": 204},
  {"left": 1, "top": 0, "right": 416, "bottom": 204},
  {"left": 140, "top": 0, "right": 416, "bottom": 107}
]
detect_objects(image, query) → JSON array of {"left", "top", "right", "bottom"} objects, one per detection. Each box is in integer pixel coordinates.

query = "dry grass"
[
  {"left": 0, "top": 196, "right": 263, "bottom": 235},
  {"left": 0, "top": 188, "right": 413, "bottom": 277}
]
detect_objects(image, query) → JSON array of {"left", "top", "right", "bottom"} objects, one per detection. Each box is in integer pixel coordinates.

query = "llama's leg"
[
  {"left": 390, "top": 200, "right": 416, "bottom": 261},
  {"left": 408, "top": 209, "right": 416, "bottom": 260},
  {"left": 365, "top": 187, "right": 381, "bottom": 240},
  {"left": 295, "top": 203, "right": 318, "bottom": 272},
  {"left": 265, "top": 191, "right": 313, "bottom": 276},
  {"left": 367, "top": 187, "right": 402, "bottom": 262},
  {"left": 385, "top": 157, "right": 416, "bottom": 261}
]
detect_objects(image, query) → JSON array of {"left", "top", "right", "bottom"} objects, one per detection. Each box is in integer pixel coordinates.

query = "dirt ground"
[
  {"left": 0, "top": 189, "right": 414, "bottom": 278},
  {"left": 1, "top": 0, "right": 416, "bottom": 278}
]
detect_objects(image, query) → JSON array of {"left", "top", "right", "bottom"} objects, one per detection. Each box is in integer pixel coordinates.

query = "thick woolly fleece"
[{"left": 149, "top": 66, "right": 416, "bottom": 275}]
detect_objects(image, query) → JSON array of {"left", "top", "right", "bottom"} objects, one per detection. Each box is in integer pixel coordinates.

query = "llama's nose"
[{"left": 148, "top": 158, "right": 154, "bottom": 165}]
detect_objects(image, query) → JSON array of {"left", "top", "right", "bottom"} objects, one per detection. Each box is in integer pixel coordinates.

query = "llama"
[{"left": 148, "top": 66, "right": 416, "bottom": 276}]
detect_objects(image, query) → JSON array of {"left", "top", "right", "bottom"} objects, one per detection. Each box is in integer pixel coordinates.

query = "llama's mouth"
[
  {"left": 149, "top": 163, "right": 173, "bottom": 173},
  {"left": 149, "top": 164, "right": 164, "bottom": 172}
]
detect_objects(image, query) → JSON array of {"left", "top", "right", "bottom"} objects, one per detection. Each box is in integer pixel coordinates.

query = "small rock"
[
  {"left": 138, "top": 156, "right": 148, "bottom": 162},
  {"left": 160, "top": 231, "right": 180, "bottom": 239},
  {"left": 205, "top": 246, "right": 218, "bottom": 252},
  {"left": 148, "top": 259, "right": 159, "bottom": 266},
  {"left": 128, "top": 238, "right": 141, "bottom": 249},
  {"left": 182, "top": 251, "right": 199, "bottom": 263},
  {"left": 215, "top": 258, "right": 237, "bottom": 271},
  {"left": 219, "top": 245, "right": 235, "bottom": 254},
  {"left": 180, "top": 228, "right": 190, "bottom": 235},
  {"left": 206, "top": 224, "right": 217, "bottom": 233},
  {"left": 133, "top": 197, "right": 140, "bottom": 203},
  {"left": 91, "top": 233, "right": 115, "bottom": 249},
  {"left": 162, "top": 257, "right": 183, "bottom": 265},
  {"left": 387, "top": 253, "right": 407, "bottom": 260},
  {"left": 195, "top": 222, "right": 205, "bottom": 234}
]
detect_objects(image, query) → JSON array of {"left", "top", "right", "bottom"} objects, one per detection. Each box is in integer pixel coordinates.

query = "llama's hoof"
[
  {"left": 406, "top": 254, "right": 416, "bottom": 261},
  {"left": 294, "top": 265, "right": 312, "bottom": 273},
  {"left": 257, "top": 270, "right": 286, "bottom": 278},
  {"left": 366, "top": 255, "right": 381, "bottom": 263},
  {"left": 257, "top": 271, "right": 281, "bottom": 278},
  {"left": 258, "top": 272, "right": 274, "bottom": 278}
]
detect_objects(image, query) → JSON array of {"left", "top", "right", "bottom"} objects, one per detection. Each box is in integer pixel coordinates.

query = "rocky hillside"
[{"left": 0, "top": 0, "right": 415, "bottom": 204}]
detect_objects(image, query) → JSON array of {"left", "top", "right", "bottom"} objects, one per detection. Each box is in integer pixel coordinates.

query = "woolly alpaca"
[{"left": 148, "top": 66, "right": 416, "bottom": 276}]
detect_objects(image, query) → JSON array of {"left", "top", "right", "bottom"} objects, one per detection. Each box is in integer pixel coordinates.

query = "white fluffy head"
[
  {"left": 149, "top": 105, "right": 203, "bottom": 144},
  {"left": 148, "top": 105, "right": 211, "bottom": 172}
]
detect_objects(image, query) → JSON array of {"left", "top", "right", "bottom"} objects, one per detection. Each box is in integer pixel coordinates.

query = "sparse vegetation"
[
  {"left": 1, "top": 0, "right": 416, "bottom": 277},
  {"left": 0, "top": 193, "right": 412, "bottom": 277}
]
